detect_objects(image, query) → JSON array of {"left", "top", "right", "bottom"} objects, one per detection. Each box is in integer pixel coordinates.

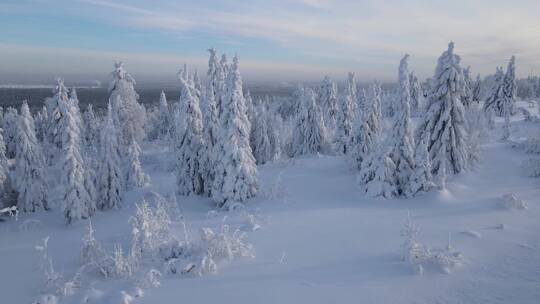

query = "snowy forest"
[{"left": 1, "top": 41, "right": 540, "bottom": 304}]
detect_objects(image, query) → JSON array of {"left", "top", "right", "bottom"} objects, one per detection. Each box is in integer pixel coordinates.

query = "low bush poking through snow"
[
  {"left": 401, "top": 213, "right": 465, "bottom": 275},
  {"left": 34, "top": 193, "right": 256, "bottom": 303},
  {"left": 163, "top": 221, "right": 255, "bottom": 277},
  {"left": 501, "top": 193, "right": 528, "bottom": 210},
  {"left": 35, "top": 237, "right": 84, "bottom": 300}
]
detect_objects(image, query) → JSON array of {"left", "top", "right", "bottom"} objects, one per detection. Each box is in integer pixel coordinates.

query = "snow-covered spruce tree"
[
  {"left": 108, "top": 62, "right": 146, "bottom": 145},
  {"left": 350, "top": 82, "right": 382, "bottom": 171},
  {"left": 200, "top": 83, "right": 219, "bottom": 196},
  {"left": 483, "top": 67, "right": 505, "bottom": 116},
  {"left": 348, "top": 72, "right": 359, "bottom": 109},
  {"left": 335, "top": 77, "right": 356, "bottom": 155},
  {"left": 60, "top": 97, "right": 95, "bottom": 224},
  {"left": 211, "top": 56, "right": 258, "bottom": 206},
  {"left": 0, "top": 127, "right": 10, "bottom": 207},
  {"left": 245, "top": 90, "right": 255, "bottom": 130},
  {"left": 96, "top": 104, "right": 123, "bottom": 210},
  {"left": 193, "top": 70, "right": 203, "bottom": 99},
  {"left": 34, "top": 106, "right": 48, "bottom": 143},
  {"left": 157, "top": 91, "right": 171, "bottom": 140},
  {"left": 251, "top": 102, "right": 273, "bottom": 165},
  {"left": 502, "top": 56, "right": 517, "bottom": 140},
  {"left": 319, "top": 75, "right": 338, "bottom": 131},
  {"left": 390, "top": 55, "right": 415, "bottom": 197},
  {"left": 44, "top": 78, "right": 70, "bottom": 165},
  {"left": 83, "top": 104, "right": 100, "bottom": 150},
  {"left": 409, "top": 72, "right": 423, "bottom": 113},
  {"left": 125, "top": 139, "right": 149, "bottom": 189},
  {"left": 291, "top": 88, "right": 328, "bottom": 156},
  {"left": 69, "top": 87, "right": 84, "bottom": 134},
  {"left": 174, "top": 71, "right": 205, "bottom": 196},
  {"left": 472, "top": 74, "right": 482, "bottom": 103},
  {"left": 15, "top": 101, "right": 49, "bottom": 212},
  {"left": 215, "top": 54, "right": 230, "bottom": 116},
  {"left": 291, "top": 84, "right": 306, "bottom": 117},
  {"left": 358, "top": 142, "right": 398, "bottom": 198},
  {"left": 267, "top": 107, "right": 282, "bottom": 162},
  {"left": 461, "top": 66, "right": 474, "bottom": 108},
  {"left": 3, "top": 107, "right": 18, "bottom": 158},
  {"left": 416, "top": 42, "right": 469, "bottom": 179},
  {"left": 207, "top": 49, "right": 223, "bottom": 110},
  {"left": 408, "top": 131, "right": 435, "bottom": 195}
]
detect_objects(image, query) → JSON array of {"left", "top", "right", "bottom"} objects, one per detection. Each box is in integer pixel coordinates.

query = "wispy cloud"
[{"left": 2, "top": 0, "right": 540, "bottom": 82}]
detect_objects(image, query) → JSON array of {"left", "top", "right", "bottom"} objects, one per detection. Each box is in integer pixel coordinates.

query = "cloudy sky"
[{"left": 1, "top": 0, "right": 539, "bottom": 84}]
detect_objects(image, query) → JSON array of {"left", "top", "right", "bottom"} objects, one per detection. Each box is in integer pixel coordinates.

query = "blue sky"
[{"left": 1, "top": 0, "right": 539, "bottom": 84}]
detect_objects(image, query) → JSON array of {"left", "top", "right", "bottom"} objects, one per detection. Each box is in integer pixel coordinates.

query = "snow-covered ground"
[{"left": 1, "top": 110, "right": 540, "bottom": 304}]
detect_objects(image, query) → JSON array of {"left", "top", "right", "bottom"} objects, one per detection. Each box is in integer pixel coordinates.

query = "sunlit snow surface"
[{"left": 1, "top": 102, "right": 540, "bottom": 304}]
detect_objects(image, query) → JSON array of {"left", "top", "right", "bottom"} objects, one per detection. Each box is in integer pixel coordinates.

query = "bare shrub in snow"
[
  {"left": 138, "top": 268, "right": 162, "bottom": 288},
  {"left": 129, "top": 198, "right": 173, "bottom": 258},
  {"left": 35, "top": 237, "right": 83, "bottom": 297},
  {"left": 163, "top": 221, "right": 254, "bottom": 277},
  {"left": 400, "top": 214, "right": 465, "bottom": 275},
  {"left": 80, "top": 220, "right": 118, "bottom": 279}
]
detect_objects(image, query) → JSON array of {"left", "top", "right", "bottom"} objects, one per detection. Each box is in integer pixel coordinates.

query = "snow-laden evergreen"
[
  {"left": 251, "top": 102, "right": 273, "bottom": 165},
  {"left": 60, "top": 97, "right": 95, "bottom": 224},
  {"left": 346, "top": 72, "right": 359, "bottom": 112},
  {"left": 245, "top": 90, "right": 255, "bottom": 130},
  {"left": 408, "top": 132, "right": 435, "bottom": 195},
  {"left": 108, "top": 62, "right": 146, "bottom": 145},
  {"left": 211, "top": 56, "right": 258, "bottom": 206},
  {"left": 96, "top": 104, "right": 123, "bottom": 210},
  {"left": 389, "top": 55, "right": 415, "bottom": 197},
  {"left": 319, "top": 75, "right": 338, "bottom": 130},
  {"left": 157, "top": 91, "right": 171, "bottom": 140},
  {"left": 291, "top": 87, "right": 328, "bottom": 156},
  {"left": 174, "top": 70, "right": 205, "bottom": 196},
  {"left": 3, "top": 107, "right": 18, "bottom": 159},
  {"left": 15, "top": 101, "right": 49, "bottom": 212},
  {"left": 267, "top": 106, "right": 283, "bottom": 162},
  {"left": 358, "top": 142, "right": 398, "bottom": 198},
  {"left": 502, "top": 56, "right": 517, "bottom": 140},
  {"left": 34, "top": 106, "right": 48, "bottom": 143},
  {"left": 472, "top": 74, "right": 483, "bottom": 103},
  {"left": 44, "top": 78, "right": 70, "bottom": 165},
  {"left": 483, "top": 67, "right": 505, "bottom": 116},
  {"left": 82, "top": 104, "right": 100, "bottom": 150},
  {"left": 0, "top": 126, "right": 11, "bottom": 208},
  {"left": 462, "top": 66, "right": 474, "bottom": 108},
  {"left": 125, "top": 139, "right": 149, "bottom": 189},
  {"left": 416, "top": 42, "right": 469, "bottom": 180},
  {"left": 409, "top": 72, "right": 423, "bottom": 113},
  {"left": 200, "top": 82, "right": 219, "bottom": 197},
  {"left": 335, "top": 76, "right": 356, "bottom": 155},
  {"left": 350, "top": 82, "right": 382, "bottom": 171}
]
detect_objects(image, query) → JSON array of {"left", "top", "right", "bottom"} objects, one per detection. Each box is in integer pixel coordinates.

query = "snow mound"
[
  {"left": 501, "top": 193, "right": 528, "bottom": 210},
  {"left": 32, "top": 294, "right": 58, "bottom": 304},
  {"left": 460, "top": 230, "right": 482, "bottom": 238}
]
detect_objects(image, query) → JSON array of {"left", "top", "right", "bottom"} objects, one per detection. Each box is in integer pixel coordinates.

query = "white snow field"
[{"left": 1, "top": 109, "right": 540, "bottom": 304}]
